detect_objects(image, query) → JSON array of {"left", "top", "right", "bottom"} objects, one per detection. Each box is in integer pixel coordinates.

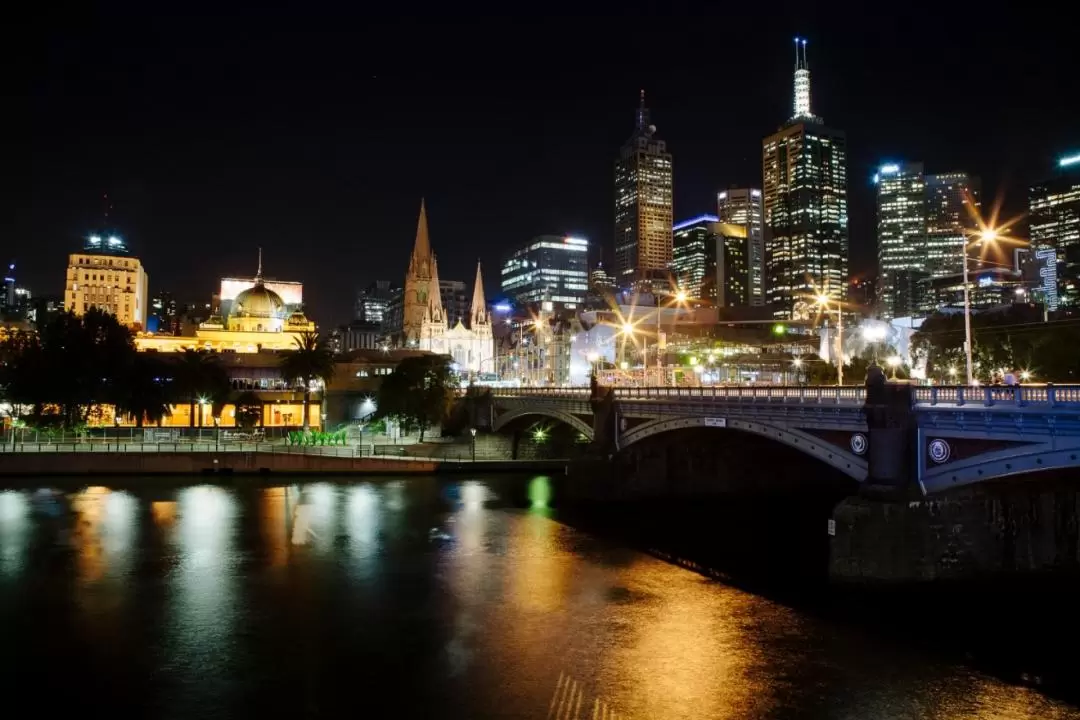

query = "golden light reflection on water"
[{"left": 259, "top": 487, "right": 290, "bottom": 566}]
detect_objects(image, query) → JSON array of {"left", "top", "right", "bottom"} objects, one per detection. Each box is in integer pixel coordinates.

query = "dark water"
[{"left": 1, "top": 477, "right": 1076, "bottom": 719}]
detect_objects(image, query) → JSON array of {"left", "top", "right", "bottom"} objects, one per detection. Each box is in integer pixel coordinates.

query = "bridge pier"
[{"left": 830, "top": 476, "right": 1080, "bottom": 582}]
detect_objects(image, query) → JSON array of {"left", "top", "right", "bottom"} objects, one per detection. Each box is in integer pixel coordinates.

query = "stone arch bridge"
[{"left": 488, "top": 385, "right": 1080, "bottom": 495}]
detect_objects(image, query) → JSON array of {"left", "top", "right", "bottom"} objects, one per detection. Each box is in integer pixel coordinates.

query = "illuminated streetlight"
[
  {"left": 793, "top": 357, "right": 803, "bottom": 368},
  {"left": 814, "top": 293, "right": 843, "bottom": 386},
  {"left": 886, "top": 355, "right": 901, "bottom": 380},
  {"left": 1020, "top": 370, "right": 1031, "bottom": 382},
  {"left": 621, "top": 322, "right": 634, "bottom": 335},
  {"left": 675, "top": 289, "right": 688, "bottom": 303}
]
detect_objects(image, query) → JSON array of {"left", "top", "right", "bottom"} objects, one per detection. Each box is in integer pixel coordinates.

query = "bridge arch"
[
  {"left": 619, "top": 416, "right": 868, "bottom": 481},
  {"left": 921, "top": 443, "right": 1080, "bottom": 494},
  {"left": 492, "top": 407, "right": 594, "bottom": 440}
]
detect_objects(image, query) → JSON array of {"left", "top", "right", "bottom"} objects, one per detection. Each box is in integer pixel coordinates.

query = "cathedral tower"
[{"left": 403, "top": 200, "right": 439, "bottom": 345}]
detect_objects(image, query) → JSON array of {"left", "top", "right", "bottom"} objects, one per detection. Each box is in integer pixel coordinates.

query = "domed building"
[
  {"left": 229, "top": 279, "right": 287, "bottom": 332},
  {"left": 135, "top": 250, "right": 314, "bottom": 353}
]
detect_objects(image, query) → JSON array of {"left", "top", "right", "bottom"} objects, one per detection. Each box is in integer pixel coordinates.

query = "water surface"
[{"left": 0, "top": 477, "right": 1075, "bottom": 718}]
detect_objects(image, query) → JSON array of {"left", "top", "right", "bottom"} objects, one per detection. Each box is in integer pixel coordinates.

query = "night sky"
[{"left": 15, "top": 6, "right": 1077, "bottom": 326}]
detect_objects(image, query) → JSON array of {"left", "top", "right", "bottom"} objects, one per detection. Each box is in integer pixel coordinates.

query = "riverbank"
[{"left": 0, "top": 450, "right": 567, "bottom": 480}]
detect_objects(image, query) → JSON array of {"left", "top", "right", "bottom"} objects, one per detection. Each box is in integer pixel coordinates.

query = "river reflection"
[{"left": 0, "top": 478, "right": 1076, "bottom": 719}]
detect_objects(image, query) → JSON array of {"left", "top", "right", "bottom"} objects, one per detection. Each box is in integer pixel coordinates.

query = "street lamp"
[
  {"left": 213, "top": 415, "right": 220, "bottom": 451},
  {"left": 470, "top": 427, "right": 477, "bottom": 462},
  {"left": 961, "top": 228, "right": 999, "bottom": 386},
  {"left": 815, "top": 293, "right": 843, "bottom": 386},
  {"left": 886, "top": 355, "right": 902, "bottom": 380}
]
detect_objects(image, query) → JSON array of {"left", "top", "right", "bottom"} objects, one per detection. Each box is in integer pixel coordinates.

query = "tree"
[
  {"left": 279, "top": 331, "right": 335, "bottom": 430},
  {"left": 0, "top": 309, "right": 135, "bottom": 427},
  {"left": 171, "top": 349, "right": 229, "bottom": 427},
  {"left": 234, "top": 390, "right": 263, "bottom": 430},
  {"left": 374, "top": 355, "right": 454, "bottom": 441},
  {"left": 114, "top": 354, "right": 172, "bottom": 427}
]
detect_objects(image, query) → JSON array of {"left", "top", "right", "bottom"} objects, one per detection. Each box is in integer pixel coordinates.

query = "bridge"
[{"left": 487, "top": 385, "right": 1080, "bottom": 495}]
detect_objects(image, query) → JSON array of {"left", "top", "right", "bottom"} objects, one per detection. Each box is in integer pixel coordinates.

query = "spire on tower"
[
  {"left": 470, "top": 260, "right": 488, "bottom": 327},
  {"left": 792, "top": 37, "right": 814, "bottom": 120},
  {"left": 412, "top": 198, "right": 432, "bottom": 262},
  {"left": 636, "top": 89, "right": 650, "bottom": 132},
  {"left": 255, "top": 247, "right": 264, "bottom": 284}
]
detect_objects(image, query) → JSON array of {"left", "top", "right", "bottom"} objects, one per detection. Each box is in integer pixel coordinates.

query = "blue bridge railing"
[{"left": 490, "top": 385, "right": 1080, "bottom": 408}]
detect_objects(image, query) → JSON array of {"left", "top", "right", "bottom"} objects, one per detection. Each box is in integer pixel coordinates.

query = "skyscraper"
[
  {"left": 1030, "top": 154, "right": 1080, "bottom": 307},
  {"left": 500, "top": 235, "right": 590, "bottom": 311},
  {"left": 717, "top": 188, "right": 765, "bottom": 306},
  {"left": 876, "top": 162, "right": 927, "bottom": 319},
  {"left": 762, "top": 39, "right": 848, "bottom": 319},
  {"left": 672, "top": 215, "right": 751, "bottom": 307},
  {"left": 874, "top": 163, "right": 979, "bottom": 318},
  {"left": 925, "top": 172, "right": 980, "bottom": 278},
  {"left": 614, "top": 91, "right": 673, "bottom": 289},
  {"left": 672, "top": 216, "right": 716, "bottom": 300}
]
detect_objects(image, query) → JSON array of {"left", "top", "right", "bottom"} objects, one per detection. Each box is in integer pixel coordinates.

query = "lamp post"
[
  {"left": 815, "top": 294, "right": 843, "bottom": 386},
  {"left": 619, "top": 321, "right": 635, "bottom": 379},
  {"left": 886, "top": 355, "right": 902, "bottom": 380},
  {"left": 213, "top": 416, "right": 220, "bottom": 452},
  {"left": 962, "top": 228, "right": 1001, "bottom": 386},
  {"left": 470, "top": 427, "right": 477, "bottom": 462}
]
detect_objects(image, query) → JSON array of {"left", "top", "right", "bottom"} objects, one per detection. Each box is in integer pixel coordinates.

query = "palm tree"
[
  {"left": 115, "top": 354, "right": 172, "bottom": 428},
  {"left": 279, "top": 331, "right": 335, "bottom": 430}
]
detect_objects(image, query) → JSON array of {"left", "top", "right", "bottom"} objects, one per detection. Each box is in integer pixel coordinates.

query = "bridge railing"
[
  {"left": 914, "top": 385, "right": 1080, "bottom": 407},
  {"left": 491, "top": 384, "right": 1080, "bottom": 408}
]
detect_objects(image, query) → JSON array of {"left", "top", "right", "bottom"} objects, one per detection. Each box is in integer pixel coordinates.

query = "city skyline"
[{"left": 16, "top": 9, "right": 1076, "bottom": 325}]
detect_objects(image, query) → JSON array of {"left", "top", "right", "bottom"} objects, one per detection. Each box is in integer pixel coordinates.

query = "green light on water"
[{"left": 528, "top": 476, "right": 551, "bottom": 509}]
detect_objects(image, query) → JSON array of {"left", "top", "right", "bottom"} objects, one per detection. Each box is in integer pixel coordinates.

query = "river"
[{"left": 0, "top": 475, "right": 1076, "bottom": 718}]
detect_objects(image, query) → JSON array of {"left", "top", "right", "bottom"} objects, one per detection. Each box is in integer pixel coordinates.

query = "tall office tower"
[
  {"left": 672, "top": 215, "right": 751, "bottom": 307},
  {"left": 672, "top": 215, "right": 716, "bottom": 300},
  {"left": 876, "top": 162, "right": 927, "bottom": 319},
  {"left": 1030, "top": 153, "right": 1080, "bottom": 307},
  {"left": 762, "top": 39, "right": 848, "bottom": 319},
  {"left": 355, "top": 280, "right": 394, "bottom": 325},
  {"left": 717, "top": 188, "right": 765, "bottom": 306},
  {"left": 501, "top": 235, "right": 589, "bottom": 311},
  {"left": 614, "top": 90, "right": 673, "bottom": 289},
  {"left": 65, "top": 233, "right": 149, "bottom": 329},
  {"left": 925, "top": 171, "right": 980, "bottom": 278}
]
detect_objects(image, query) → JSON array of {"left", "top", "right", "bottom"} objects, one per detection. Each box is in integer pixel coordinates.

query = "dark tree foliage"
[
  {"left": 278, "top": 331, "right": 335, "bottom": 429},
  {"left": 374, "top": 355, "right": 455, "bottom": 441}
]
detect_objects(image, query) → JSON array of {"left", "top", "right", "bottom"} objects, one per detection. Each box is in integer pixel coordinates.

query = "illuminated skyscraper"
[
  {"left": 501, "top": 235, "right": 589, "bottom": 311},
  {"left": 614, "top": 91, "right": 673, "bottom": 288},
  {"left": 876, "top": 162, "right": 927, "bottom": 319},
  {"left": 717, "top": 188, "right": 765, "bottom": 306},
  {"left": 762, "top": 39, "right": 848, "bottom": 319},
  {"left": 1029, "top": 154, "right": 1080, "bottom": 306},
  {"left": 925, "top": 171, "right": 980, "bottom": 278},
  {"left": 672, "top": 215, "right": 751, "bottom": 307}
]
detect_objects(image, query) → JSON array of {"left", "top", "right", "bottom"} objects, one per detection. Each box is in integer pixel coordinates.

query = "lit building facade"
[
  {"left": 717, "top": 189, "right": 765, "bottom": 306},
  {"left": 355, "top": 280, "right": 394, "bottom": 325},
  {"left": 1029, "top": 154, "right": 1080, "bottom": 306},
  {"left": 65, "top": 234, "right": 149, "bottom": 329},
  {"left": 135, "top": 252, "right": 315, "bottom": 353},
  {"left": 672, "top": 216, "right": 715, "bottom": 300},
  {"left": 400, "top": 201, "right": 494, "bottom": 373},
  {"left": 762, "top": 40, "right": 848, "bottom": 319},
  {"left": 501, "top": 235, "right": 589, "bottom": 311},
  {"left": 925, "top": 171, "right": 979, "bottom": 279},
  {"left": 614, "top": 91, "right": 673, "bottom": 287},
  {"left": 876, "top": 162, "right": 927, "bottom": 319},
  {"left": 672, "top": 216, "right": 751, "bottom": 307}
]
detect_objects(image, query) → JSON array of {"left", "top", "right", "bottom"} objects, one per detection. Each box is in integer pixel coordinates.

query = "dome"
[
  {"left": 286, "top": 310, "right": 309, "bottom": 326},
  {"left": 234, "top": 283, "right": 286, "bottom": 319}
]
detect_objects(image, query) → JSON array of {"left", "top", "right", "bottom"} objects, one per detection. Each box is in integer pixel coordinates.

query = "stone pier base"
[{"left": 830, "top": 483, "right": 1080, "bottom": 582}]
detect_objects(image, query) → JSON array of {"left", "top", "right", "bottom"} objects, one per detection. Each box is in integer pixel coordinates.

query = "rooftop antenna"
[{"left": 256, "top": 247, "right": 264, "bottom": 283}]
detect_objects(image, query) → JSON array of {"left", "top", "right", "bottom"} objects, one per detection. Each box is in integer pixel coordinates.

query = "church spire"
[
  {"left": 426, "top": 251, "right": 444, "bottom": 323},
  {"left": 470, "top": 260, "right": 488, "bottom": 327},
  {"left": 412, "top": 198, "right": 432, "bottom": 264}
]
